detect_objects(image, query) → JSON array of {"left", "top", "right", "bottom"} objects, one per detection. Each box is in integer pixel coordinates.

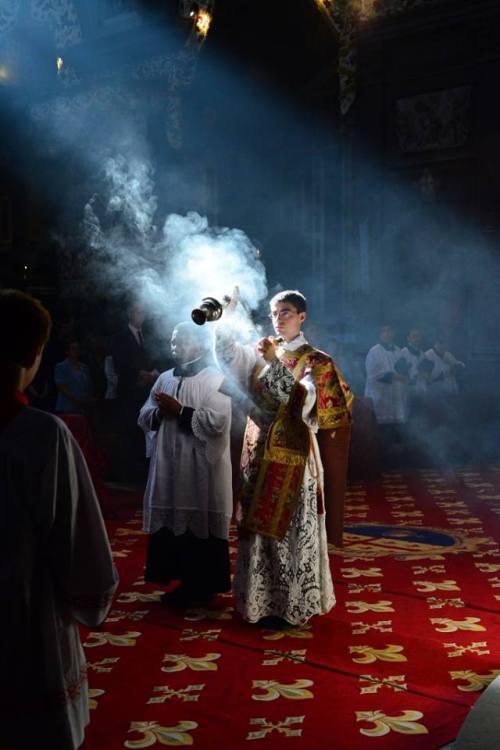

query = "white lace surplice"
[
  {"left": 138, "top": 366, "right": 233, "bottom": 540},
  {"left": 424, "top": 348, "right": 462, "bottom": 396},
  {"left": 365, "top": 343, "right": 408, "bottom": 424},
  {"left": 215, "top": 330, "right": 335, "bottom": 625}
]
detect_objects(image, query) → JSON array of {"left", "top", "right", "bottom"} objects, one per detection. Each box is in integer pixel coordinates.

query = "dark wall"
[{"left": 340, "top": 0, "right": 500, "bottom": 456}]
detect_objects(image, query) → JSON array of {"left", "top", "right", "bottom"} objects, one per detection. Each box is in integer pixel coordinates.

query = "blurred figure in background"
[
  {"left": 365, "top": 324, "right": 408, "bottom": 465},
  {"left": 401, "top": 328, "right": 428, "bottom": 399},
  {"left": 104, "top": 352, "right": 119, "bottom": 400},
  {"left": 54, "top": 339, "right": 92, "bottom": 414},
  {"left": 422, "top": 336, "right": 466, "bottom": 465},
  {"left": 425, "top": 337, "right": 465, "bottom": 397},
  {"left": 112, "top": 301, "right": 158, "bottom": 482}
]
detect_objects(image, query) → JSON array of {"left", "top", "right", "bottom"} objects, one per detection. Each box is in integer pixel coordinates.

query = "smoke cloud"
[{"left": 81, "top": 152, "right": 267, "bottom": 342}]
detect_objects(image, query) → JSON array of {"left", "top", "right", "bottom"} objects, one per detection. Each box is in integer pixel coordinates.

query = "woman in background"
[{"left": 54, "top": 339, "right": 91, "bottom": 414}]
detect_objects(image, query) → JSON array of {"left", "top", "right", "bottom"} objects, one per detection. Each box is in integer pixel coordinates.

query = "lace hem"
[{"left": 145, "top": 508, "right": 231, "bottom": 539}]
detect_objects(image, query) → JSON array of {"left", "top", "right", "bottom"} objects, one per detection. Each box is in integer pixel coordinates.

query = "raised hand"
[{"left": 257, "top": 336, "right": 278, "bottom": 363}]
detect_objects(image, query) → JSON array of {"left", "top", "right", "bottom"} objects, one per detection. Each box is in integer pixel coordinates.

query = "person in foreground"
[
  {"left": 215, "top": 289, "right": 353, "bottom": 627},
  {"left": 0, "top": 290, "right": 118, "bottom": 750},
  {"left": 138, "top": 322, "right": 232, "bottom": 606}
]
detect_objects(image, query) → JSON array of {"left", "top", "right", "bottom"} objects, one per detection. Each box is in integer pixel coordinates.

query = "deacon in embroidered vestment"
[
  {"left": 215, "top": 289, "right": 353, "bottom": 626},
  {"left": 0, "top": 290, "right": 118, "bottom": 750},
  {"left": 139, "top": 321, "right": 233, "bottom": 606}
]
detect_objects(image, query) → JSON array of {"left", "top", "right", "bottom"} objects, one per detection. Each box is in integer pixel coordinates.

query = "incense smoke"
[{"left": 82, "top": 153, "right": 267, "bottom": 341}]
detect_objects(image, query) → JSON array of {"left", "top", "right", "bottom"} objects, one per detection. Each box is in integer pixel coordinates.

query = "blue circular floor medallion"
[{"left": 333, "top": 523, "right": 489, "bottom": 559}]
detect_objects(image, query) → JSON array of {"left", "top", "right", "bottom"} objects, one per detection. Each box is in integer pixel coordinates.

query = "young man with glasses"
[{"left": 215, "top": 289, "right": 352, "bottom": 627}]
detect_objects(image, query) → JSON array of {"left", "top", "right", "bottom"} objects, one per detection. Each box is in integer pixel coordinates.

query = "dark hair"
[
  {"left": 1, "top": 289, "right": 52, "bottom": 366},
  {"left": 269, "top": 290, "right": 307, "bottom": 314}
]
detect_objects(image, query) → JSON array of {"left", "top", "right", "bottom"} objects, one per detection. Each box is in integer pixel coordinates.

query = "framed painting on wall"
[{"left": 396, "top": 86, "right": 472, "bottom": 154}]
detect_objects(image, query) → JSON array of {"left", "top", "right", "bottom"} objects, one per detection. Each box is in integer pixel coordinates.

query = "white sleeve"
[
  {"left": 366, "top": 347, "right": 391, "bottom": 380},
  {"left": 191, "top": 388, "right": 232, "bottom": 465},
  {"left": 45, "top": 424, "right": 118, "bottom": 627},
  {"left": 445, "top": 352, "right": 464, "bottom": 368},
  {"left": 137, "top": 374, "right": 164, "bottom": 432},
  {"left": 213, "top": 326, "right": 262, "bottom": 382},
  {"left": 300, "top": 372, "right": 318, "bottom": 430}
]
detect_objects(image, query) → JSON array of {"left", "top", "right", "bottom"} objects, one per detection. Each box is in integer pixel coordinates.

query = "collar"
[
  {"left": 380, "top": 343, "right": 396, "bottom": 351},
  {"left": 276, "top": 332, "right": 308, "bottom": 353},
  {"left": 408, "top": 345, "right": 422, "bottom": 356},
  {"left": 128, "top": 324, "right": 143, "bottom": 342},
  {"left": 0, "top": 388, "right": 28, "bottom": 433},
  {"left": 15, "top": 389, "right": 29, "bottom": 406},
  {"left": 173, "top": 355, "right": 210, "bottom": 377}
]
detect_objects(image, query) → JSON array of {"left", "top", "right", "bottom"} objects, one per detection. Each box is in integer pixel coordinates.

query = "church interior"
[{"left": 1, "top": 2, "right": 500, "bottom": 749}]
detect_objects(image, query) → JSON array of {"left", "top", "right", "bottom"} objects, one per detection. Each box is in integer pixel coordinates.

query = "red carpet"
[{"left": 82, "top": 467, "right": 500, "bottom": 749}]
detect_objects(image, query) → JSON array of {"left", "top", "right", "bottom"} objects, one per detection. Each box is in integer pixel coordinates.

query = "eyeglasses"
[{"left": 268, "top": 309, "right": 297, "bottom": 321}]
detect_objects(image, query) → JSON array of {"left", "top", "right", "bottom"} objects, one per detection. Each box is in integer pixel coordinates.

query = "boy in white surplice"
[{"left": 138, "top": 322, "right": 232, "bottom": 606}]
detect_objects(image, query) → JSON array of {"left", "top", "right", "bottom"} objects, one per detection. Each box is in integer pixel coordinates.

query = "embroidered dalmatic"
[
  {"left": 0, "top": 407, "right": 118, "bottom": 750},
  {"left": 215, "top": 331, "right": 352, "bottom": 625}
]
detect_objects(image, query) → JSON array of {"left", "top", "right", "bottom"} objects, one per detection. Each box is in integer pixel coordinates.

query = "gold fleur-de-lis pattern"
[
  {"left": 358, "top": 674, "right": 407, "bottom": 694},
  {"left": 450, "top": 669, "right": 500, "bottom": 692},
  {"left": 106, "top": 609, "right": 149, "bottom": 623},
  {"left": 443, "top": 641, "right": 490, "bottom": 658},
  {"left": 251, "top": 679, "right": 314, "bottom": 701},
  {"left": 161, "top": 653, "right": 221, "bottom": 672},
  {"left": 183, "top": 606, "right": 233, "bottom": 621},
  {"left": 84, "top": 631, "right": 142, "bottom": 648},
  {"left": 124, "top": 721, "right": 198, "bottom": 748},
  {"left": 147, "top": 684, "right": 205, "bottom": 703},
  {"left": 413, "top": 579, "right": 461, "bottom": 593},
  {"left": 347, "top": 583, "right": 382, "bottom": 594},
  {"left": 261, "top": 625, "right": 313, "bottom": 641},
  {"left": 351, "top": 620, "right": 393, "bottom": 635},
  {"left": 430, "top": 617, "right": 486, "bottom": 633},
  {"left": 246, "top": 716, "right": 305, "bottom": 740},
  {"left": 349, "top": 644, "right": 407, "bottom": 664},
  {"left": 180, "top": 628, "right": 222, "bottom": 642},
  {"left": 88, "top": 687, "right": 105, "bottom": 710},
  {"left": 426, "top": 597, "right": 465, "bottom": 609},
  {"left": 87, "top": 657, "right": 120, "bottom": 673},
  {"left": 346, "top": 600, "right": 395, "bottom": 614},
  {"left": 356, "top": 709, "right": 428, "bottom": 736},
  {"left": 261, "top": 650, "right": 307, "bottom": 666},
  {"left": 341, "top": 567, "right": 383, "bottom": 578},
  {"left": 78, "top": 465, "right": 500, "bottom": 748},
  {"left": 117, "top": 592, "right": 163, "bottom": 604}
]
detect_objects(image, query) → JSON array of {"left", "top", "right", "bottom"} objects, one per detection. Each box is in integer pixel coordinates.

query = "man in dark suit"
[{"left": 112, "top": 301, "right": 158, "bottom": 482}]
